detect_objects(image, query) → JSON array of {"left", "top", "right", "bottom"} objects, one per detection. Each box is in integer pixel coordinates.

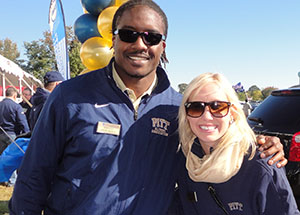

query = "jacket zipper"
[
  {"left": 208, "top": 185, "right": 230, "bottom": 215},
  {"left": 134, "top": 110, "right": 138, "bottom": 121}
]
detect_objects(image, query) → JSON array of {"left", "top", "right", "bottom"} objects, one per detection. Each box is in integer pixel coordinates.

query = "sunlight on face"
[{"left": 187, "top": 83, "right": 231, "bottom": 154}]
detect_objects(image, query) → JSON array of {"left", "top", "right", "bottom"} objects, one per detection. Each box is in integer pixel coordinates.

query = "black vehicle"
[
  {"left": 249, "top": 100, "right": 261, "bottom": 111},
  {"left": 247, "top": 87, "right": 300, "bottom": 206}
]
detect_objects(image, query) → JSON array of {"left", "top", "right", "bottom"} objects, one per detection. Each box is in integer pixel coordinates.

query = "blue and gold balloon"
[
  {"left": 74, "top": 14, "right": 101, "bottom": 43},
  {"left": 81, "top": 0, "right": 113, "bottom": 16}
]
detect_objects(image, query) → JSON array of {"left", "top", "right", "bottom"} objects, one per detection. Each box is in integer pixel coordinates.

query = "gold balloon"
[
  {"left": 97, "top": 6, "right": 118, "bottom": 40},
  {"left": 80, "top": 37, "right": 114, "bottom": 70},
  {"left": 79, "top": 68, "right": 91, "bottom": 75},
  {"left": 114, "top": 0, "right": 128, "bottom": 6}
]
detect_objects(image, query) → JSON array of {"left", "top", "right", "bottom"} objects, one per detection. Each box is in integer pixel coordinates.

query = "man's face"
[
  {"left": 22, "top": 90, "right": 31, "bottom": 101},
  {"left": 112, "top": 5, "right": 166, "bottom": 84}
]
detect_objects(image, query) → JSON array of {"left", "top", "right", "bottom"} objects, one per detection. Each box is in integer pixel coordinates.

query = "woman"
[{"left": 176, "top": 73, "right": 299, "bottom": 214}]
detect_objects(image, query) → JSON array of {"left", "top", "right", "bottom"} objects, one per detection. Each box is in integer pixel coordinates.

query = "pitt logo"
[
  {"left": 228, "top": 202, "right": 243, "bottom": 211},
  {"left": 151, "top": 118, "right": 170, "bottom": 137}
]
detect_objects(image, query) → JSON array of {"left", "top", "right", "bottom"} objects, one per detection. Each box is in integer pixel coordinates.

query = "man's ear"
[
  {"left": 162, "top": 40, "right": 166, "bottom": 49},
  {"left": 13, "top": 93, "right": 17, "bottom": 101},
  {"left": 56, "top": 81, "right": 62, "bottom": 86},
  {"left": 112, "top": 35, "right": 116, "bottom": 48}
]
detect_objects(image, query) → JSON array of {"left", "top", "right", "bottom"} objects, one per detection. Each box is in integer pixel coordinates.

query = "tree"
[
  {"left": 22, "top": 26, "right": 84, "bottom": 81},
  {"left": 0, "top": 38, "right": 20, "bottom": 63},
  {"left": 250, "top": 90, "right": 263, "bottom": 101},
  {"left": 261, "top": 87, "right": 278, "bottom": 99},
  {"left": 248, "top": 85, "right": 260, "bottom": 92},
  {"left": 236, "top": 92, "right": 246, "bottom": 101},
  {"left": 69, "top": 39, "right": 85, "bottom": 78},
  {"left": 178, "top": 83, "right": 188, "bottom": 94},
  {"left": 41, "top": 27, "right": 85, "bottom": 78},
  {"left": 65, "top": 26, "right": 85, "bottom": 77},
  {"left": 22, "top": 39, "right": 55, "bottom": 80}
]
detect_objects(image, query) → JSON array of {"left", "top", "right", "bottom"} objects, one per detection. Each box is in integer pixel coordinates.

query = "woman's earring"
[{"left": 230, "top": 117, "right": 235, "bottom": 125}]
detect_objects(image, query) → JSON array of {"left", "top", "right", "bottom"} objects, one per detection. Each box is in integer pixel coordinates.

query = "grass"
[{"left": 0, "top": 185, "right": 13, "bottom": 215}]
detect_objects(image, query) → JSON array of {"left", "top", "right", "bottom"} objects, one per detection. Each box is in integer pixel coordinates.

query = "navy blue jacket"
[
  {"left": 10, "top": 60, "right": 183, "bottom": 215},
  {"left": 20, "top": 100, "right": 31, "bottom": 123},
  {"left": 175, "top": 142, "right": 300, "bottom": 215},
  {"left": 28, "top": 87, "right": 50, "bottom": 130},
  {"left": 0, "top": 98, "right": 29, "bottom": 135}
]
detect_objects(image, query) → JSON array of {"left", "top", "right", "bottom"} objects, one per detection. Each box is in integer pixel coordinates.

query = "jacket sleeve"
[
  {"left": 28, "top": 102, "right": 45, "bottom": 131},
  {"left": 9, "top": 86, "right": 67, "bottom": 214},
  {"left": 255, "top": 166, "right": 300, "bottom": 214},
  {"left": 15, "top": 104, "right": 30, "bottom": 134}
]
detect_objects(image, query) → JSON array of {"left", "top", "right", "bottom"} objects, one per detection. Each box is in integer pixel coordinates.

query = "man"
[
  {"left": 10, "top": 1, "right": 286, "bottom": 214},
  {"left": 243, "top": 98, "right": 252, "bottom": 117},
  {"left": 19, "top": 87, "right": 32, "bottom": 123},
  {"left": 0, "top": 87, "right": 29, "bottom": 155},
  {"left": 28, "top": 70, "right": 64, "bottom": 130}
]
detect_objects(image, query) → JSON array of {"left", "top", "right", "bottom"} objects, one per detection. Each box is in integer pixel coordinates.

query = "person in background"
[
  {"left": 0, "top": 87, "right": 29, "bottom": 155},
  {"left": 19, "top": 87, "right": 32, "bottom": 123},
  {"left": 242, "top": 98, "right": 252, "bottom": 117},
  {"left": 175, "top": 73, "right": 299, "bottom": 214},
  {"left": 28, "top": 70, "right": 64, "bottom": 130},
  {"left": 10, "top": 1, "right": 286, "bottom": 214}
]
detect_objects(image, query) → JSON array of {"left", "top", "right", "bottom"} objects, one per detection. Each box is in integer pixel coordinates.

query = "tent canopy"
[{"left": 0, "top": 54, "right": 42, "bottom": 99}]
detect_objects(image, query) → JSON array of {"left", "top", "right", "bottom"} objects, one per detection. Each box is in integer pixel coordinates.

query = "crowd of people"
[
  {"left": 0, "top": 0, "right": 298, "bottom": 214},
  {"left": 0, "top": 71, "right": 64, "bottom": 185},
  {"left": 0, "top": 87, "right": 29, "bottom": 155}
]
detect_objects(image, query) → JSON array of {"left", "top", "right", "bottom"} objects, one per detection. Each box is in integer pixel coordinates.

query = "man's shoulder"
[
  {"left": 50, "top": 69, "right": 112, "bottom": 104},
  {"left": 2, "top": 98, "right": 17, "bottom": 106},
  {"left": 160, "top": 85, "right": 182, "bottom": 104},
  {"left": 62, "top": 68, "right": 109, "bottom": 89},
  {"left": 155, "top": 68, "right": 182, "bottom": 101}
]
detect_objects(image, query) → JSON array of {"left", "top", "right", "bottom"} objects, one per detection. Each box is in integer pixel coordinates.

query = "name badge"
[{"left": 97, "top": 122, "right": 121, "bottom": 136}]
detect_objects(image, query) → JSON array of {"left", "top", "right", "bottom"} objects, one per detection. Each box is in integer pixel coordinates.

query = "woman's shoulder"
[{"left": 245, "top": 150, "right": 285, "bottom": 177}]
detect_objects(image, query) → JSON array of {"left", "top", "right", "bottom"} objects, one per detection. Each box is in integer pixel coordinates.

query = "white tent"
[{"left": 0, "top": 54, "right": 42, "bottom": 101}]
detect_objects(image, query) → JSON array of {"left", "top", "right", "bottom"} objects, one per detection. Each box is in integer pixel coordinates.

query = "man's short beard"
[
  {"left": 124, "top": 69, "right": 153, "bottom": 79},
  {"left": 126, "top": 73, "right": 146, "bottom": 79},
  {"left": 114, "top": 61, "right": 154, "bottom": 80}
]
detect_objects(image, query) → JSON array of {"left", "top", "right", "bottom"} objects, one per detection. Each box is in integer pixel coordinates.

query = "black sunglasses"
[
  {"left": 185, "top": 101, "right": 231, "bottom": 118},
  {"left": 113, "top": 29, "right": 166, "bottom": 46}
]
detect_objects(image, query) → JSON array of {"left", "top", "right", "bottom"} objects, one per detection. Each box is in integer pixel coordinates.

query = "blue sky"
[{"left": 2, "top": 0, "right": 300, "bottom": 91}]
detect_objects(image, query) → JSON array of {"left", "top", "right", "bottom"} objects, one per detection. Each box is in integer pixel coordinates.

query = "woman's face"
[{"left": 187, "top": 83, "right": 232, "bottom": 154}]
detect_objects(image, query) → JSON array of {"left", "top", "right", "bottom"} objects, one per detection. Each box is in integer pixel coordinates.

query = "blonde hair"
[{"left": 178, "top": 73, "right": 256, "bottom": 159}]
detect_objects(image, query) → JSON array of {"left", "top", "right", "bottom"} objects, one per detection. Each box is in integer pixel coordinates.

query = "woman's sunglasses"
[
  {"left": 113, "top": 29, "right": 166, "bottom": 46},
  {"left": 185, "top": 101, "right": 231, "bottom": 118}
]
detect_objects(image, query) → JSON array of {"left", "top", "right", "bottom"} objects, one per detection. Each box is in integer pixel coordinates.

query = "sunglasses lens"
[
  {"left": 118, "top": 29, "right": 138, "bottom": 43},
  {"left": 116, "top": 29, "right": 163, "bottom": 46},
  {"left": 185, "top": 102, "right": 205, "bottom": 117},
  {"left": 185, "top": 101, "right": 230, "bottom": 118},
  {"left": 143, "top": 32, "right": 162, "bottom": 45},
  {"left": 209, "top": 101, "right": 230, "bottom": 117}
]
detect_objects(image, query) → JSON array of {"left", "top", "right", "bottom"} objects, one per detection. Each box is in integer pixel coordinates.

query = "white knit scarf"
[{"left": 184, "top": 138, "right": 245, "bottom": 183}]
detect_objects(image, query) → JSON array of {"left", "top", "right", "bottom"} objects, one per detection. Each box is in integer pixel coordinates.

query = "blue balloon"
[
  {"left": 74, "top": 14, "right": 101, "bottom": 43},
  {"left": 81, "top": 0, "right": 113, "bottom": 16}
]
